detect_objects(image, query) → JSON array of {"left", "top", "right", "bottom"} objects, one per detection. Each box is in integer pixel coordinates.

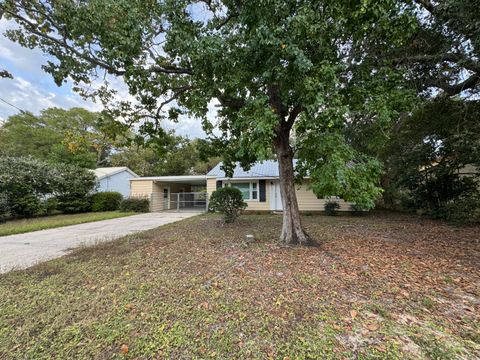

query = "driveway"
[{"left": 0, "top": 212, "right": 200, "bottom": 274}]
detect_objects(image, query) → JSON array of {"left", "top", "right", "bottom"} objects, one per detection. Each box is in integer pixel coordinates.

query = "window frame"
[{"left": 226, "top": 181, "right": 259, "bottom": 201}]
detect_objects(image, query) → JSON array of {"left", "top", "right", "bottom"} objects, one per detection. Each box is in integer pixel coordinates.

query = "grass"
[
  {"left": 0, "top": 211, "right": 137, "bottom": 236},
  {"left": 0, "top": 212, "right": 479, "bottom": 359}
]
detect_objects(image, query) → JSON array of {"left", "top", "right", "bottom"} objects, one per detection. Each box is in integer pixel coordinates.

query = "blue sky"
[{"left": 0, "top": 18, "right": 211, "bottom": 139}]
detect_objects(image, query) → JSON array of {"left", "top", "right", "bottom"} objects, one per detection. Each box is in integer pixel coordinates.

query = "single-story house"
[
  {"left": 93, "top": 167, "right": 139, "bottom": 198},
  {"left": 129, "top": 160, "right": 353, "bottom": 212}
]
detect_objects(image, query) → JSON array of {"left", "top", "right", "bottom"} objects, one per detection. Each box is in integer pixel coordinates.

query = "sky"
[{"left": 0, "top": 18, "right": 212, "bottom": 139}]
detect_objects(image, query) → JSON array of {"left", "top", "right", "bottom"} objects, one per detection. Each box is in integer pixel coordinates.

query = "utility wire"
[{"left": 0, "top": 96, "right": 29, "bottom": 114}]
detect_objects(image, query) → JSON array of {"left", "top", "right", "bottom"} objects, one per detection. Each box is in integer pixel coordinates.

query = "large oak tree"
[{"left": 0, "top": 0, "right": 416, "bottom": 244}]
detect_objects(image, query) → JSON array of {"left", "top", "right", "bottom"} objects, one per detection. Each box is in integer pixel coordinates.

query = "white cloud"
[
  {"left": 0, "top": 76, "right": 101, "bottom": 122},
  {"left": 0, "top": 18, "right": 217, "bottom": 138}
]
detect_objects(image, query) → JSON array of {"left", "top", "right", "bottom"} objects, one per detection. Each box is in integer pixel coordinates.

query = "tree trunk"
[{"left": 274, "top": 132, "right": 314, "bottom": 246}]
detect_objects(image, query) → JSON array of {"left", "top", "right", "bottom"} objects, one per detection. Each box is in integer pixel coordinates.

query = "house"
[
  {"left": 129, "top": 160, "right": 353, "bottom": 212},
  {"left": 93, "top": 167, "right": 139, "bottom": 198}
]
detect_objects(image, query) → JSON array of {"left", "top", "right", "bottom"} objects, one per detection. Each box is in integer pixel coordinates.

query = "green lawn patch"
[
  {"left": 0, "top": 211, "right": 137, "bottom": 236},
  {"left": 0, "top": 213, "right": 479, "bottom": 359}
]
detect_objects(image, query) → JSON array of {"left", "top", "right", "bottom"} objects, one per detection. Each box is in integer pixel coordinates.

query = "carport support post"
[{"left": 177, "top": 193, "right": 180, "bottom": 212}]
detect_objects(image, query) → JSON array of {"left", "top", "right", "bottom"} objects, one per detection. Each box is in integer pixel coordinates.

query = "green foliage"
[
  {"left": 297, "top": 133, "right": 384, "bottom": 209},
  {"left": 0, "top": 156, "right": 97, "bottom": 218},
  {"left": 440, "top": 195, "right": 480, "bottom": 225},
  {"left": 350, "top": 204, "right": 367, "bottom": 216},
  {"left": 0, "top": 0, "right": 419, "bottom": 224},
  {"left": 91, "top": 192, "right": 123, "bottom": 212},
  {"left": 208, "top": 187, "right": 247, "bottom": 223},
  {"left": 0, "top": 108, "right": 123, "bottom": 168},
  {"left": 110, "top": 138, "right": 221, "bottom": 176},
  {"left": 390, "top": 0, "right": 480, "bottom": 99},
  {"left": 53, "top": 163, "right": 98, "bottom": 214},
  {"left": 324, "top": 201, "right": 340, "bottom": 216},
  {"left": 379, "top": 99, "right": 480, "bottom": 223},
  {"left": 0, "top": 193, "right": 11, "bottom": 223},
  {"left": 119, "top": 198, "right": 150, "bottom": 213}
]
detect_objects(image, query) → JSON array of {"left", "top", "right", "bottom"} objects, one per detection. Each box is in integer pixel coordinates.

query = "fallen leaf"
[
  {"left": 350, "top": 310, "right": 358, "bottom": 320},
  {"left": 120, "top": 344, "right": 129, "bottom": 354}
]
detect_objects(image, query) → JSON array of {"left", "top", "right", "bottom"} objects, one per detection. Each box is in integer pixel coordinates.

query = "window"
[
  {"left": 251, "top": 182, "right": 258, "bottom": 200},
  {"left": 229, "top": 182, "right": 259, "bottom": 200}
]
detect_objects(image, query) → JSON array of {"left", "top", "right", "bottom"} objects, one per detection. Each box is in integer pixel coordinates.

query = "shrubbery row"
[
  {"left": 0, "top": 157, "right": 150, "bottom": 221},
  {"left": 0, "top": 156, "right": 97, "bottom": 220}
]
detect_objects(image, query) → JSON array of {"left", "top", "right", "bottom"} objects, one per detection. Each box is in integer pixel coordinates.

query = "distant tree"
[
  {"left": 344, "top": 0, "right": 480, "bottom": 218},
  {"left": 386, "top": 99, "right": 480, "bottom": 219},
  {"left": 0, "top": 108, "right": 122, "bottom": 168},
  {"left": 111, "top": 137, "right": 220, "bottom": 176}
]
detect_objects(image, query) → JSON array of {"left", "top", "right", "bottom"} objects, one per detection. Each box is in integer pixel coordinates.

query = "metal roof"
[{"left": 207, "top": 160, "right": 295, "bottom": 178}]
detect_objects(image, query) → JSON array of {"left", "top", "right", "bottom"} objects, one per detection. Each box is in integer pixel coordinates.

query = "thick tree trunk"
[{"left": 274, "top": 132, "right": 314, "bottom": 246}]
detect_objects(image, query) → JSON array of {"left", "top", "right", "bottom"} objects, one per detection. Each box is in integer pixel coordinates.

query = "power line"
[{"left": 0, "top": 96, "right": 28, "bottom": 114}]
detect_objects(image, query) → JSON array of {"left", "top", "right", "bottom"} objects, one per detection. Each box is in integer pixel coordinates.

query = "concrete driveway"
[{"left": 0, "top": 212, "right": 200, "bottom": 274}]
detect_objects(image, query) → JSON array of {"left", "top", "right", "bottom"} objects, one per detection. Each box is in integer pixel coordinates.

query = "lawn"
[
  {"left": 0, "top": 213, "right": 479, "bottom": 359},
  {"left": 0, "top": 211, "right": 137, "bottom": 236}
]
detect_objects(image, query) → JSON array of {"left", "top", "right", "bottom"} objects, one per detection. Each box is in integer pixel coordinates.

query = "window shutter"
[
  {"left": 259, "top": 180, "right": 266, "bottom": 202},
  {"left": 216, "top": 180, "right": 222, "bottom": 190}
]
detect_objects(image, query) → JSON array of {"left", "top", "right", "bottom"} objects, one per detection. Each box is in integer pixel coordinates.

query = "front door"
[
  {"left": 270, "top": 182, "right": 283, "bottom": 211},
  {"left": 163, "top": 187, "right": 169, "bottom": 210}
]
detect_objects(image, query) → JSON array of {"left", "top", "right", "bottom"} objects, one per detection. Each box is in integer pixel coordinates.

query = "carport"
[{"left": 129, "top": 175, "right": 208, "bottom": 212}]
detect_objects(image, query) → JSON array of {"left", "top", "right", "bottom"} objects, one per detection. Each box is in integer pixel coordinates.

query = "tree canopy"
[
  {"left": 1, "top": 0, "right": 422, "bottom": 243},
  {"left": 0, "top": 107, "right": 123, "bottom": 168}
]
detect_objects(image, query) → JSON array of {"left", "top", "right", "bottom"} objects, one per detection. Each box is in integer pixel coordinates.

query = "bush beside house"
[
  {"left": 119, "top": 198, "right": 150, "bottom": 213},
  {"left": 0, "top": 156, "right": 97, "bottom": 221},
  {"left": 208, "top": 187, "right": 247, "bottom": 223},
  {"left": 91, "top": 192, "right": 123, "bottom": 212}
]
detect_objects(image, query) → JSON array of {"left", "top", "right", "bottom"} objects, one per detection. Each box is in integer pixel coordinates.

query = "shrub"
[
  {"left": 13, "top": 195, "right": 45, "bottom": 217},
  {"left": 0, "top": 193, "right": 10, "bottom": 222},
  {"left": 208, "top": 187, "right": 247, "bottom": 223},
  {"left": 54, "top": 162, "right": 98, "bottom": 213},
  {"left": 44, "top": 197, "right": 59, "bottom": 215},
  {"left": 0, "top": 156, "right": 97, "bottom": 217},
  {"left": 350, "top": 204, "right": 367, "bottom": 216},
  {"left": 120, "top": 198, "right": 150, "bottom": 212},
  {"left": 91, "top": 192, "right": 123, "bottom": 212},
  {"left": 441, "top": 195, "right": 480, "bottom": 225},
  {"left": 324, "top": 200, "right": 340, "bottom": 216}
]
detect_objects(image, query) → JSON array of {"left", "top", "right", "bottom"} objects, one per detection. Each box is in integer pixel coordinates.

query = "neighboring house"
[
  {"left": 129, "top": 160, "right": 353, "bottom": 212},
  {"left": 93, "top": 167, "right": 139, "bottom": 198}
]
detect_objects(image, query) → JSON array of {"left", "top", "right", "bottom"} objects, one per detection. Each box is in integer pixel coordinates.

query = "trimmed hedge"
[
  {"left": 91, "top": 192, "right": 123, "bottom": 212},
  {"left": 119, "top": 198, "right": 150, "bottom": 213}
]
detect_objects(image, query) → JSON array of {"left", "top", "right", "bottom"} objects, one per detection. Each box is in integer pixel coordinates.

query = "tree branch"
[
  {"left": 392, "top": 53, "right": 480, "bottom": 74},
  {"left": 2, "top": 8, "right": 193, "bottom": 78},
  {"left": 267, "top": 85, "right": 287, "bottom": 117},
  {"left": 217, "top": 94, "right": 245, "bottom": 111},
  {"left": 285, "top": 105, "right": 303, "bottom": 131},
  {"left": 427, "top": 74, "right": 480, "bottom": 96},
  {"left": 155, "top": 85, "right": 193, "bottom": 118},
  {"left": 414, "top": 0, "right": 434, "bottom": 13}
]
